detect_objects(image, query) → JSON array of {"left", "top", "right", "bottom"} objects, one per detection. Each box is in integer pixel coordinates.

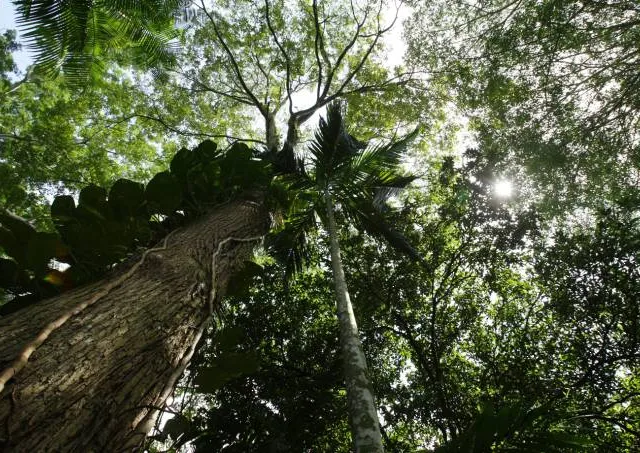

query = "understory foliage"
[{"left": 149, "top": 146, "right": 639, "bottom": 452}]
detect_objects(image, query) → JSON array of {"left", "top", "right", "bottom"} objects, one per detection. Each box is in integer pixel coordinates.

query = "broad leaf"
[
  {"left": 78, "top": 184, "right": 108, "bottom": 218},
  {"left": 145, "top": 171, "right": 182, "bottom": 215},
  {"left": 51, "top": 195, "right": 76, "bottom": 223},
  {"left": 26, "top": 232, "right": 68, "bottom": 273},
  {"left": 108, "top": 178, "right": 145, "bottom": 218}
]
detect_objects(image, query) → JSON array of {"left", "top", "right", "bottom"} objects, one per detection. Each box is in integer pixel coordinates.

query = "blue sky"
[{"left": 1, "top": 1, "right": 34, "bottom": 73}]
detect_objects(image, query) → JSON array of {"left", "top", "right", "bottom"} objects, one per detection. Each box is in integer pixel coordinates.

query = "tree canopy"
[{"left": 405, "top": 0, "right": 640, "bottom": 213}]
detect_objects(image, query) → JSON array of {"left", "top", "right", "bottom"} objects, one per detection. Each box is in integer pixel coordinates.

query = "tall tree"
[
  {"left": 268, "top": 103, "right": 418, "bottom": 451},
  {"left": 0, "top": 141, "right": 272, "bottom": 451},
  {"left": 154, "top": 146, "right": 638, "bottom": 451},
  {"left": 0, "top": 1, "right": 430, "bottom": 447},
  {"left": 134, "top": 0, "right": 425, "bottom": 152}
]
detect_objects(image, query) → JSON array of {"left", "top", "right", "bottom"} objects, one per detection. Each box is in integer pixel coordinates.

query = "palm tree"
[
  {"left": 268, "top": 102, "right": 420, "bottom": 452},
  {"left": 11, "top": 0, "right": 183, "bottom": 82}
]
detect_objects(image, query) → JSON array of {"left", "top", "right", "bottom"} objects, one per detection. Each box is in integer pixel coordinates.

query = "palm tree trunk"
[
  {"left": 325, "top": 193, "right": 384, "bottom": 453},
  {"left": 0, "top": 200, "right": 268, "bottom": 452}
]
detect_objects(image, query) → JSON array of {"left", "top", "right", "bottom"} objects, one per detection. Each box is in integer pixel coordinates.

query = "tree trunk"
[
  {"left": 325, "top": 194, "right": 384, "bottom": 453},
  {"left": 265, "top": 110, "right": 280, "bottom": 152},
  {"left": 0, "top": 200, "right": 269, "bottom": 452}
]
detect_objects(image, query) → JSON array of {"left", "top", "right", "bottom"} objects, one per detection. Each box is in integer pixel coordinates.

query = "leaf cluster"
[
  {"left": 266, "top": 102, "right": 421, "bottom": 275},
  {"left": 0, "top": 139, "right": 270, "bottom": 312},
  {"left": 12, "top": 0, "right": 185, "bottom": 83}
]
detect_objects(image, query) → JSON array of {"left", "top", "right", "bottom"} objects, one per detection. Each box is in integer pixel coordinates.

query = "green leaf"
[
  {"left": 216, "top": 326, "right": 246, "bottom": 351},
  {"left": 225, "top": 142, "right": 253, "bottom": 161},
  {"left": 219, "top": 143, "right": 260, "bottom": 189},
  {"left": 472, "top": 402, "right": 498, "bottom": 450},
  {"left": 51, "top": 195, "right": 76, "bottom": 223},
  {"left": 494, "top": 404, "right": 522, "bottom": 440},
  {"left": 145, "top": 171, "right": 182, "bottom": 215},
  {"left": 0, "top": 210, "right": 36, "bottom": 246},
  {"left": 194, "top": 139, "right": 219, "bottom": 163},
  {"left": 26, "top": 232, "right": 68, "bottom": 272},
  {"left": 170, "top": 147, "right": 196, "bottom": 182},
  {"left": 0, "top": 258, "right": 18, "bottom": 288},
  {"left": 78, "top": 184, "right": 108, "bottom": 217},
  {"left": 108, "top": 178, "right": 145, "bottom": 218},
  {"left": 195, "top": 351, "right": 260, "bottom": 393},
  {"left": 162, "top": 414, "right": 198, "bottom": 447},
  {"left": 544, "top": 432, "right": 594, "bottom": 448},
  {"left": 188, "top": 161, "right": 221, "bottom": 202},
  {"left": 226, "top": 261, "right": 264, "bottom": 297},
  {"left": 0, "top": 226, "right": 21, "bottom": 262}
]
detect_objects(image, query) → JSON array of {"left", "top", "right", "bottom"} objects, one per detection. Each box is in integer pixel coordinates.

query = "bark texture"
[
  {"left": 0, "top": 200, "right": 268, "bottom": 452},
  {"left": 325, "top": 195, "right": 384, "bottom": 453}
]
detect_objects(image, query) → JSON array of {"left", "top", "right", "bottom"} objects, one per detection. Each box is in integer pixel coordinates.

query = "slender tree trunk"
[
  {"left": 0, "top": 200, "right": 268, "bottom": 452},
  {"left": 325, "top": 194, "right": 384, "bottom": 453}
]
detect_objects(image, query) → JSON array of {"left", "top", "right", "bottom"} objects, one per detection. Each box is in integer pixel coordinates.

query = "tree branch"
[
  {"left": 176, "top": 69, "right": 256, "bottom": 106},
  {"left": 264, "top": 0, "right": 294, "bottom": 115},
  {"left": 198, "top": 0, "right": 266, "bottom": 116},
  {"left": 107, "top": 113, "right": 265, "bottom": 145},
  {"left": 312, "top": 0, "right": 326, "bottom": 101}
]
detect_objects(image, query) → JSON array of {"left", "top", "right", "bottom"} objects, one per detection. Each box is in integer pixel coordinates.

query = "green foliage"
[
  {"left": 166, "top": 146, "right": 639, "bottom": 451},
  {"left": 0, "top": 30, "right": 19, "bottom": 88},
  {"left": 435, "top": 401, "right": 593, "bottom": 452},
  {"left": 406, "top": 0, "right": 640, "bottom": 212},
  {"left": 3, "top": 2, "right": 640, "bottom": 450},
  {"left": 109, "top": 179, "right": 145, "bottom": 218},
  {"left": 172, "top": 263, "right": 352, "bottom": 452},
  {"left": 0, "top": 66, "right": 176, "bottom": 222},
  {"left": 135, "top": 0, "right": 434, "bottom": 159},
  {"left": 225, "top": 261, "right": 264, "bottom": 297},
  {"left": 267, "top": 102, "right": 421, "bottom": 273},
  {"left": 12, "top": 0, "right": 184, "bottom": 83},
  {"left": 194, "top": 327, "right": 260, "bottom": 394},
  {"left": 0, "top": 138, "right": 269, "bottom": 312},
  {"left": 159, "top": 413, "right": 200, "bottom": 450},
  {"left": 145, "top": 172, "right": 182, "bottom": 215}
]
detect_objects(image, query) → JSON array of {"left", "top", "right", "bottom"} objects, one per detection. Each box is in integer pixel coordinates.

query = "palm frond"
[
  {"left": 12, "top": 0, "right": 184, "bottom": 83},
  {"left": 331, "top": 127, "right": 418, "bottom": 210},
  {"left": 353, "top": 127, "right": 417, "bottom": 172},
  {"left": 308, "top": 102, "right": 367, "bottom": 186},
  {"left": 341, "top": 197, "right": 426, "bottom": 265},
  {"left": 342, "top": 126, "right": 419, "bottom": 192},
  {"left": 272, "top": 100, "right": 423, "bottom": 270},
  {"left": 264, "top": 206, "right": 317, "bottom": 277}
]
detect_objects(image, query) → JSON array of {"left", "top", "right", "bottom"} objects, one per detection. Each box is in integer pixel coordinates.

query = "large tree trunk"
[
  {"left": 0, "top": 200, "right": 268, "bottom": 452},
  {"left": 325, "top": 194, "right": 384, "bottom": 453}
]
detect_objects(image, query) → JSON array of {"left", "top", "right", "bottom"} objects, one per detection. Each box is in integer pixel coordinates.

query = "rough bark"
[
  {"left": 0, "top": 200, "right": 269, "bottom": 452},
  {"left": 265, "top": 110, "right": 280, "bottom": 152},
  {"left": 325, "top": 194, "right": 384, "bottom": 453}
]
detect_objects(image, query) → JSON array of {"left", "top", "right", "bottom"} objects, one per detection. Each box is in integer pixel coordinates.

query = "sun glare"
[{"left": 494, "top": 180, "right": 513, "bottom": 198}]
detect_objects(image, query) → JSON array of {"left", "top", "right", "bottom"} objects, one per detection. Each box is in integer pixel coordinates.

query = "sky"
[{"left": 0, "top": 1, "right": 33, "bottom": 73}]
